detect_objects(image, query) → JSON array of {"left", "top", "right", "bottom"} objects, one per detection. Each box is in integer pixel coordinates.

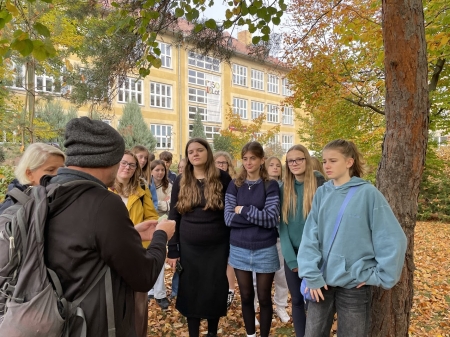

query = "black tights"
[
  {"left": 187, "top": 317, "right": 219, "bottom": 337},
  {"left": 235, "top": 269, "right": 275, "bottom": 337}
]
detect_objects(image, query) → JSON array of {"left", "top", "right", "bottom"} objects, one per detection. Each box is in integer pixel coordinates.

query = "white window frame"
[
  {"left": 118, "top": 77, "right": 143, "bottom": 105},
  {"left": 282, "top": 106, "right": 294, "bottom": 125},
  {"left": 188, "top": 69, "right": 206, "bottom": 86},
  {"left": 188, "top": 106, "right": 207, "bottom": 120},
  {"left": 267, "top": 74, "right": 279, "bottom": 94},
  {"left": 150, "top": 82, "right": 172, "bottom": 109},
  {"left": 251, "top": 69, "right": 264, "bottom": 90},
  {"left": 269, "top": 134, "right": 280, "bottom": 146},
  {"left": 282, "top": 78, "right": 293, "bottom": 96},
  {"left": 282, "top": 134, "right": 294, "bottom": 152},
  {"left": 188, "top": 51, "right": 220, "bottom": 72},
  {"left": 233, "top": 97, "right": 248, "bottom": 119},
  {"left": 267, "top": 104, "right": 279, "bottom": 123},
  {"left": 189, "top": 124, "right": 221, "bottom": 140},
  {"left": 150, "top": 124, "right": 173, "bottom": 149},
  {"left": 157, "top": 42, "right": 172, "bottom": 68},
  {"left": 233, "top": 64, "right": 247, "bottom": 86},
  {"left": 188, "top": 87, "right": 207, "bottom": 104},
  {"left": 251, "top": 101, "right": 264, "bottom": 119}
]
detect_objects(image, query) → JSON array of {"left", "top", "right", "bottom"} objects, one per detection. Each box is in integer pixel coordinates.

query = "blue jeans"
[
  {"left": 171, "top": 271, "right": 179, "bottom": 297},
  {"left": 305, "top": 285, "right": 371, "bottom": 337},
  {"left": 284, "top": 261, "right": 306, "bottom": 337}
]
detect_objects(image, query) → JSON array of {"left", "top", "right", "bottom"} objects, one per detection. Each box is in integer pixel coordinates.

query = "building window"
[
  {"left": 282, "top": 135, "right": 293, "bottom": 152},
  {"left": 102, "top": 120, "right": 112, "bottom": 125},
  {"left": 188, "top": 69, "right": 206, "bottom": 86},
  {"left": 188, "top": 106, "right": 207, "bottom": 120},
  {"left": 35, "top": 74, "right": 61, "bottom": 93},
  {"left": 282, "top": 106, "right": 293, "bottom": 125},
  {"left": 268, "top": 134, "right": 280, "bottom": 146},
  {"left": 267, "top": 74, "right": 279, "bottom": 94},
  {"left": 158, "top": 42, "right": 172, "bottom": 68},
  {"left": 118, "top": 78, "right": 143, "bottom": 104},
  {"left": 189, "top": 124, "right": 220, "bottom": 140},
  {"left": 150, "top": 124, "right": 172, "bottom": 149},
  {"left": 267, "top": 104, "right": 279, "bottom": 123},
  {"left": 251, "top": 69, "right": 264, "bottom": 90},
  {"left": 233, "top": 64, "right": 247, "bottom": 86},
  {"left": 233, "top": 97, "right": 247, "bottom": 119},
  {"left": 150, "top": 82, "right": 172, "bottom": 108},
  {"left": 188, "top": 87, "right": 207, "bottom": 103},
  {"left": 282, "top": 78, "right": 293, "bottom": 96},
  {"left": 251, "top": 101, "right": 264, "bottom": 119},
  {"left": 188, "top": 51, "right": 220, "bottom": 72}
]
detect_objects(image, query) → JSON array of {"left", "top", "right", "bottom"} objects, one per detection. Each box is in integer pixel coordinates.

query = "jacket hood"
[{"left": 323, "top": 176, "right": 369, "bottom": 193}]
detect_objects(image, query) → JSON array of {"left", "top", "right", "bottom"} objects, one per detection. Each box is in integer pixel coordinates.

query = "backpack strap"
[{"left": 6, "top": 188, "right": 31, "bottom": 205}]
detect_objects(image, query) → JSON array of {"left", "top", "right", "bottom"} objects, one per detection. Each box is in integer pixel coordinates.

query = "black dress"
[{"left": 168, "top": 169, "right": 231, "bottom": 319}]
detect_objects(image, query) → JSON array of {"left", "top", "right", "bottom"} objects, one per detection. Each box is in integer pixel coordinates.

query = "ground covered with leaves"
[{"left": 146, "top": 221, "right": 449, "bottom": 336}]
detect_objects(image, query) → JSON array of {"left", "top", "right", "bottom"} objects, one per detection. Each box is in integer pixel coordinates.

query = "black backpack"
[{"left": 0, "top": 180, "right": 116, "bottom": 337}]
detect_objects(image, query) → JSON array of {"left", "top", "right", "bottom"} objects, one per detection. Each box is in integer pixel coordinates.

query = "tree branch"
[
  {"left": 428, "top": 58, "right": 445, "bottom": 92},
  {"left": 343, "top": 97, "right": 385, "bottom": 115}
]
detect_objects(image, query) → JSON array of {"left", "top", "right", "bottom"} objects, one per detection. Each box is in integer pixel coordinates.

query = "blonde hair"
[
  {"left": 235, "top": 142, "right": 269, "bottom": 187},
  {"left": 310, "top": 156, "right": 326, "bottom": 178},
  {"left": 282, "top": 144, "right": 318, "bottom": 220},
  {"left": 113, "top": 150, "right": 143, "bottom": 198},
  {"left": 131, "top": 145, "right": 151, "bottom": 184},
  {"left": 265, "top": 156, "right": 283, "bottom": 181},
  {"left": 176, "top": 138, "right": 224, "bottom": 214},
  {"left": 214, "top": 151, "right": 236, "bottom": 178},
  {"left": 323, "top": 139, "right": 365, "bottom": 177},
  {"left": 15, "top": 143, "right": 65, "bottom": 185}
]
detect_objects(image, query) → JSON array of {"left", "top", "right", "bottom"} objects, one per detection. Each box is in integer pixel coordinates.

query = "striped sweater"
[{"left": 224, "top": 178, "right": 280, "bottom": 250}]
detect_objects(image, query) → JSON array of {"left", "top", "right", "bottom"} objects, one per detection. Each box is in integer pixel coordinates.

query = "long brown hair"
[
  {"left": 114, "top": 150, "right": 143, "bottom": 198},
  {"left": 214, "top": 151, "right": 236, "bottom": 178},
  {"left": 235, "top": 141, "right": 269, "bottom": 187},
  {"left": 282, "top": 144, "right": 318, "bottom": 220},
  {"left": 151, "top": 159, "right": 170, "bottom": 194},
  {"left": 176, "top": 138, "right": 224, "bottom": 214},
  {"left": 323, "top": 139, "right": 365, "bottom": 177},
  {"left": 131, "top": 145, "right": 151, "bottom": 183}
]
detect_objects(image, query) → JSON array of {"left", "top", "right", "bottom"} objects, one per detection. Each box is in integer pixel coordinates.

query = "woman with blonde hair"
[
  {"left": 167, "top": 138, "right": 232, "bottom": 337},
  {"left": 111, "top": 150, "right": 158, "bottom": 337},
  {"left": 0, "top": 143, "right": 65, "bottom": 214},
  {"left": 310, "top": 156, "right": 327, "bottom": 178},
  {"left": 214, "top": 151, "right": 236, "bottom": 178},
  {"left": 131, "top": 145, "right": 158, "bottom": 208},
  {"left": 279, "top": 144, "right": 325, "bottom": 336}
]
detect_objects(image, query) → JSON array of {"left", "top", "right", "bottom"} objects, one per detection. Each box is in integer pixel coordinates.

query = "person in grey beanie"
[{"left": 42, "top": 116, "right": 175, "bottom": 337}]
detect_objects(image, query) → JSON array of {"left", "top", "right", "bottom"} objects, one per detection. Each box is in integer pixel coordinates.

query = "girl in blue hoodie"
[{"left": 298, "top": 139, "right": 407, "bottom": 337}]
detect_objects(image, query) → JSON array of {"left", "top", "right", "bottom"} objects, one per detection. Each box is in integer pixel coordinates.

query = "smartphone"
[{"left": 175, "top": 260, "right": 183, "bottom": 273}]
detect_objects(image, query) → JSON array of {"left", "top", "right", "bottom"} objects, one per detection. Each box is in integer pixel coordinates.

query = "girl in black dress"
[{"left": 167, "top": 138, "right": 231, "bottom": 337}]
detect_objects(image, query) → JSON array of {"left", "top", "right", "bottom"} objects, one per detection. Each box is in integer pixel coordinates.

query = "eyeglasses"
[
  {"left": 215, "top": 161, "right": 228, "bottom": 166},
  {"left": 287, "top": 158, "right": 306, "bottom": 166},
  {"left": 119, "top": 160, "right": 137, "bottom": 169}
]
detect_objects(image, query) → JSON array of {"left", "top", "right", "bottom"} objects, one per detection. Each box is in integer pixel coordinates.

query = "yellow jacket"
[{"left": 112, "top": 185, "right": 158, "bottom": 247}]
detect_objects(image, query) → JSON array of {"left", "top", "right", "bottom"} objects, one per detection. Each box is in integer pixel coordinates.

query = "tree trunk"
[
  {"left": 26, "top": 59, "right": 36, "bottom": 144},
  {"left": 372, "top": 1, "right": 429, "bottom": 336}
]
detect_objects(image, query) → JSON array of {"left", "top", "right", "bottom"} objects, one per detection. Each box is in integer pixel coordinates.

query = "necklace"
[{"left": 247, "top": 180, "right": 259, "bottom": 190}]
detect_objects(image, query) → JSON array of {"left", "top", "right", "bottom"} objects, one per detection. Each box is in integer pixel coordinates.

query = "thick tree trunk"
[{"left": 372, "top": 1, "right": 429, "bottom": 336}]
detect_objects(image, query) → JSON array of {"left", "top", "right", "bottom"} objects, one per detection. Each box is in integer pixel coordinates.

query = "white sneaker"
[
  {"left": 255, "top": 316, "right": 260, "bottom": 327},
  {"left": 275, "top": 306, "right": 290, "bottom": 323}
]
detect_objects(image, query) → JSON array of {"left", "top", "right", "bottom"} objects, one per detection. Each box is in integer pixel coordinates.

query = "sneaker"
[
  {"left": 227, "top": 291, "right": 235, "bottom": 309},
  {"left": 255, "top": 316, "right": 260, "bottom": 327},
  {"left": 275, "top": 306, "right": 290, "bottom": 323},
  {"left": 147, "top": 294, "right": 154, "bottom": 303},
  {"left": 155, "top": 297, "right": 170, "bottom": 310}
]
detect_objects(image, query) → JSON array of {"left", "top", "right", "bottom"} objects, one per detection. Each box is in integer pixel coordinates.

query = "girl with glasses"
[
  {"left": 167, "top": 138, "right": 232, "bottom": 337},
  {"left": 279, "top": 145, "right": 325, "bottom": 336},
  {"left": 111, "top": 150, "right": 158, "bottom": 337},
  {"left": 224, "top": 141, "right": 280, "bottom": 337},
  {"left": 298, "top": 139, "right": 406, "bottom": 337}
]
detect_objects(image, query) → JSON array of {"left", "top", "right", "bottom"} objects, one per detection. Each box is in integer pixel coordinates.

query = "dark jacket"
[
  {"left": 44, "top": 168, "right": 167, "bottom": 337},
  {"left": 0, "top": 179, "right": 28, "bottom": 214}
]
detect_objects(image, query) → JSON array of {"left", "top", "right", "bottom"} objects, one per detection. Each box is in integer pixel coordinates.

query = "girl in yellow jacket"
[{"left": 111, "top": 150, "right": 158, "bottom": 337}]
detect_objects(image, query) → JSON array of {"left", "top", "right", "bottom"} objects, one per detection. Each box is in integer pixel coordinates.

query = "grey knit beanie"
[{"left": 64, "top": 117, "right": 125, "bottom": 168}]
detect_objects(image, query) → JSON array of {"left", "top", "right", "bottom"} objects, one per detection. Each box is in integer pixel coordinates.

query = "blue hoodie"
[{"left": 298, "top": 176, "right": 407, "bottom": 290}]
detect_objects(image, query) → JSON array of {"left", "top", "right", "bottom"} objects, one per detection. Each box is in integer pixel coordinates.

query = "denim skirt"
[{"left": 229, "top": 244, "right": 280, "bottom": 273}]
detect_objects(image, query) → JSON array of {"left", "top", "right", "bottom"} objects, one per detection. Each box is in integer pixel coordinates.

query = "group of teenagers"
[{"left": 2, "top": 125, "right": 407, "bottom": 337}]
